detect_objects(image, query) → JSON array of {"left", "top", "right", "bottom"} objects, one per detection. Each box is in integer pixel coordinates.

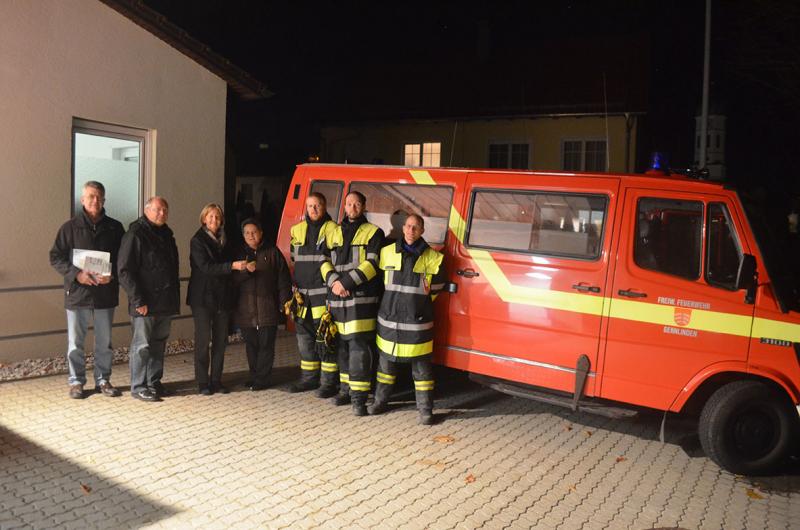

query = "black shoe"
[
  {"left": 132, "top": 389, "right": 161, "bottom": 402},
  {"left": 353, "top": 403, "right": 368, "bottom": 417},
  {"left": 287, "top": 380, "right": 319, "bottom": 393},
  {"left": 199, "top": 387, "right": 212, "bottom": 396},
  {"left": 69, "top": 384, "right": 85, "bottom": 400},
  {"left": 152, "top": 383, "right": 173, "bottom": 398},
  {"left": 316, "top": 386, "right": 338, "bottom": 399},
  {"left": 368, "top": 401, "right": 388, "bottom": 415},
  {"left": 419, "top": 410, "right": 434, "bottom": 425},
  {"left": 250, "top": 382, "right": 268, "bottom": 391},
  {"left": 212, "top": 384, "right": 229, "bottom": 394},
  {"left": 96, "top": 382, "right": 121, "bottom": 397},
  {"left": 330, "top": 393, "right": 351, "bottom": 406},
  {"left": 244, "top": 380, "right": 254, "bottom": 389}
]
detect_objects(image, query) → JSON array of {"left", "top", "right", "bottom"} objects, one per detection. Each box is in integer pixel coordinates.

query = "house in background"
[
  {"left": 319, "top": 34, "right": 648, "bottom": 174},
  {"left": 0, "top": 0, "right": 269, "bottom": 363},
  {"left": 321, "top": 111, "right": 640, "bottom": 174}
]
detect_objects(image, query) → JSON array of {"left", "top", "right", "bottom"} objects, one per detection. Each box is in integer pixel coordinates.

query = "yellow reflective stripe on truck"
[
  {"left": 753, "top": 318, "right": 800, "bottom": 343},
  {"left": 410, "top": 169, "right": 800, "bottom": 343}
]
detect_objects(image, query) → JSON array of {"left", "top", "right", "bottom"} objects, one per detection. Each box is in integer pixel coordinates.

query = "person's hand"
[
  {"left": 232, "top": 260, "right": 248, "bottom": 271},
  {"left": 136, "top": 305, "right": 148, "bottom": 316},
  {"left": 96, "top": 274, "right": 112, "bottom": 285},
  {"left": 245, "top": 261, "right": 256, "bottom": 272},
  {"left": 76, "top": 270, "right": 99, "bottom": 286},
  {"left": 331, "top": 280, "right": 350, "bottom": 298}
]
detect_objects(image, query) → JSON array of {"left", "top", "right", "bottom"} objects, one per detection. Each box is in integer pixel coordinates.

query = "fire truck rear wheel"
[{"left": 698, "top": 380, "right": 797, "bottom": 475}]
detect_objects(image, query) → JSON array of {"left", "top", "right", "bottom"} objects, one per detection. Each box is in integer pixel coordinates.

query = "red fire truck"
[{"left": 277, "top": 163, "right": 800, "bottom": 475}]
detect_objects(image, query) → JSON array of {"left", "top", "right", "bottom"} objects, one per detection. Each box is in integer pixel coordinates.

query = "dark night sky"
[{"left": 142, "top": 0, "right": 800, "bottom": 195}]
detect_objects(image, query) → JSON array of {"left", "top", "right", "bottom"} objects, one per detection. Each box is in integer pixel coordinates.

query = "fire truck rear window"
[
  {"left": 467, "top": 190, "right": 606, "bottom": 259},
  {"left": 348, "top": 182, "right": 453, "bottom": 244},
  {"left": 635, "top": 198, "right": 703, "bottom": 279}
]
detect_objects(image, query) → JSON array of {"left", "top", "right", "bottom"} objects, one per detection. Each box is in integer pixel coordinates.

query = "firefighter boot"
[
  {"left": 331, "top": 391, "right": 351, "bottom": 406},
  {"left": 316, "top": 364, "right": 339, "bottom": 398},
  {"left": 417, "top": 389, "right": 434, "bottom": 425},
  {"left": 352, "top": 394, "right": 368, "bottom": 416},
  {"left": 316, "top": 385, "right": 338, "bottom": 398},
  {"left": 368, "top": 382, "right": 392, "bottom": 415},
  {"left": 288, "top": 379, "right": 319, "bottom": 393}
]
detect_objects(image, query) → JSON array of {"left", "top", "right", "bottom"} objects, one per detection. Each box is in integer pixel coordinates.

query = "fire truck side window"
[
  {"left": 468, "top": 190, "right": 606, "bottom": 259},
  {"left": 706, "top": 203, "right": 742, "bottom": 289},
  {"left": 635, "top": 198, "right": 703, "bottom": 280},
  {"left": 348, "top": 182, "right": 453, "bottom": 244},
  {"left": 310, "top": 180, "right": 343, "bottom": 222}
]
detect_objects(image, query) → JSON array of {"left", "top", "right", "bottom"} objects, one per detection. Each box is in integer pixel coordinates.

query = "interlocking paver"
[{"left": 0, "top": 331, "right": 798, "bottom": 529}]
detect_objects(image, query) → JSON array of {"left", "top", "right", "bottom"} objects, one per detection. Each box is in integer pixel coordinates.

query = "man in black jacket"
[
  {"left": 50, "top": 181, "right": 125, "bottom": 399},
  {"left": 118, "top": 196, "right": 180, "bottom": 402}
]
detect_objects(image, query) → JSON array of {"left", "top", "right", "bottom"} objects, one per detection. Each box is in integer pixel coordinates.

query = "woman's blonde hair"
[{"left": 199, "top": 203, "right": 224, "bottom": 227}]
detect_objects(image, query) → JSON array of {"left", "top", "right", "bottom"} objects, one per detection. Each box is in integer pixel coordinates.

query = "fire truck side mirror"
[{"left": 736, "top": 254, "right": 757, "bottom": 303}]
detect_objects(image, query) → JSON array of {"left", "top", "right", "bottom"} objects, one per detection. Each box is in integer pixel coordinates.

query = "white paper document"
[{"left": 72, "top": 249, "right": 112, "bottom": 277}]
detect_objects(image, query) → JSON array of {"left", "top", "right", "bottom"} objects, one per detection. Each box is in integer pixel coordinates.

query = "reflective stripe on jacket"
[{"left": 376, "top": 239, "right": 446, "bottom": 361}]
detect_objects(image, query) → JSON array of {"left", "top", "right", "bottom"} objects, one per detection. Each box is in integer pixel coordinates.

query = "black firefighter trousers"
[
  {"left": 333, "top": 333, "right": 375, "bottom": 405},
  {"left": 374, "top": 355, "right": 434, "bottom": 412}
]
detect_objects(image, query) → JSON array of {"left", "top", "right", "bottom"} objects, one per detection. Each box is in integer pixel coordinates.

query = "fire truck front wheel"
[{"left": 698, "top": 380, "right": 797, "bottom": 475}]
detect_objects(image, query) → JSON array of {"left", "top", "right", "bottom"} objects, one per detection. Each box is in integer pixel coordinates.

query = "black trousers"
[
  {"left": 374, "top": 355, "right": 434, "bottom": 411},
  {"left": 336, "top": 333, "right": 374, "bottom": 404},
  {"left": 192, "top": 306, "right": 229, "bottom": 389},
  {"left": 242, "top": 325, "right": 277, "bottom": 386}
]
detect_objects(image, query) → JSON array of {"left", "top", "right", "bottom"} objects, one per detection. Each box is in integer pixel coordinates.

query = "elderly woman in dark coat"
[
  {"left": 232, "top": 218, "right": 292, "bottom": 390},
  {"left": 187, "top": 203, "right": 248, "bottom": 395}
]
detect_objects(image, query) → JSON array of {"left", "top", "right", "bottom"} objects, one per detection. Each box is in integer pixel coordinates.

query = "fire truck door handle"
[
  {"left": 572, "top": 283, "right": 601, "bottom": 293},
  {"left": 457, "top": 268, "right": 480, "bottom": 278},
  {"left": 618, "top": 289, "right": 647, "bottom": 298}
]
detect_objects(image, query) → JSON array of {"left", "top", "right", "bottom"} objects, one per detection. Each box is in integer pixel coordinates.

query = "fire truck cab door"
[
  {"left": 600, "top": 188, "right": 755, "bottom": 410},
  {"left": 439, "top": 172, "right": 619, "bottom": 396}
]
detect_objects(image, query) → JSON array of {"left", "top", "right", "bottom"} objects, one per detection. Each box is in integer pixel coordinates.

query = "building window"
[
  {"left": 72, "top": 119, "right": 149, "bottom": 228},
  {"left": 404, "top": 142, "right": 441, "bottom": 167},
  {"left": 562, "top": 139, "right": 607, "bottom": 172},
  {"left": 467, "top": 190, "right": 606, "bottom": 259},
  {"left": 488, "top": 142, "right": 530, "bottom": 169}
]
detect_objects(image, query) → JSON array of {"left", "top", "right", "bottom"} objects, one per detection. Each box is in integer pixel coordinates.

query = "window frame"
[
  {"left": 71, "top": 118, "right": 151, "bottom": 221},
  {"left": 633, "top": 197, "right": 704, "bottom": 281},
  {"left": 346, "top": 181, "right": 454, "bottom": 245},
  {"left": 560, "top": 138, "right": 608, "bottom": 172},
  {"left": 402, "top": 141, "right": 442, "bottom": 168},
  {"left": 465, "top": 187, "right": 609, "bottom": 261},
  {"left": 704, "top": 201, "right": 744, "bottom": 291},
  {"left": 487, "top": 141, "right": 531, "bottom": 170}
]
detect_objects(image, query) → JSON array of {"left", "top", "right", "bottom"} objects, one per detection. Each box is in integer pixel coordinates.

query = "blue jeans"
[
  {"left": 66, "top": 308, "right": 115, "bottom": 386},
  {"left": 129, "top": 315, "right": 172, "bottom": 394}
]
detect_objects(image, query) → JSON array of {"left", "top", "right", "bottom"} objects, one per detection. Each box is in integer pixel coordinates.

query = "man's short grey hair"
[
  {"left": 83, "top": 181, "right": 105, "bottom": 196},
  {"left": 145, "top": 196, "right": 169, "bottom": 209},
  {"left": 406, "top": 213, "right": 424, "bottom": 228}
]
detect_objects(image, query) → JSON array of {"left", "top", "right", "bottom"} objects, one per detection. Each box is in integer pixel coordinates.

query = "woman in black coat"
[{"left": 187, "top": 203, "right": 248, "bottom": 395}]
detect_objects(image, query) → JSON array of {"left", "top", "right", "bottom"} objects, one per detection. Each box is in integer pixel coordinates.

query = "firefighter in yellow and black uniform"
[
  {"left": 368, "top": 213, "right": 446, "bottom": 425},
  {"left": 320, "top": 191, "right": 385, "bottom": 416},
  {"left": 287, "top": 192, "right": 338, "bottom": 393}
]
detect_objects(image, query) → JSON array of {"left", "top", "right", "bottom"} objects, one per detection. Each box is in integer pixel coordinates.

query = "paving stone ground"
[{"left": 1, "top": 330, "right": 798, "bottom": 529}]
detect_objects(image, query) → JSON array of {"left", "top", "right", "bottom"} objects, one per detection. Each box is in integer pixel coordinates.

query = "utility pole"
[{"left": 699, "top": 0, "right": 711, "bottom": 169}]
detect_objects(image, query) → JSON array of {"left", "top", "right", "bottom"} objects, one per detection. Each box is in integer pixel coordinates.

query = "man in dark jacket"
[
  {"left": 231, "top": 218, "right": 292, "bottom": 389},
  {"left": 287, "top": 193, "right": 337, "bottom": 393},
  {"left": 49, "top": 181, "right": 125, "bottom": 399},
  {"left": 369, "top": 214, "right": 446, "bottom": 425},
  {"left": 320, "top": 191, "right": 385, "bottom": 416},
  {"left": 118, "top": 196, "right": 180, "bottom": 402}
]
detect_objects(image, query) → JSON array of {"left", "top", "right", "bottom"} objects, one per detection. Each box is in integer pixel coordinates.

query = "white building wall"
[{"left": 0, "top": 0, "right": 228, "bottom": 362}]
